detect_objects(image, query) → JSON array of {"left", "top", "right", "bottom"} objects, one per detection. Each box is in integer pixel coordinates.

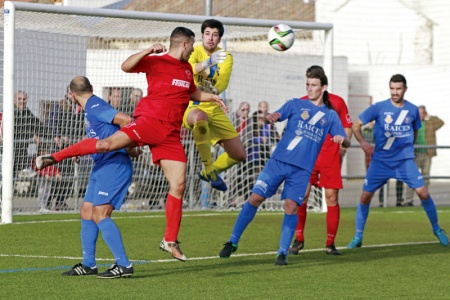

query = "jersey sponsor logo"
[
  {"left": 185, "top": 70, "right": 192, "bottom": 80},
  {"left": 288, "top": 111, "right": 325, "bottom": 150},
  {"left": 382, "top": 110, "right": 411, "bottom": 150},
  {"left": 253, "top": 179, "right": 268, "bottom": 193},
  {"left": 346, "top": 113, "right": 352, "bottom": 124},
  {"left": 87, "top": 129, "right": 97, "bottom": 138},
  {"left": 301, "top": 111, "right": 309, "bottom": 120},
  {"left": 132, "top": 129, "right": 141, "bottom": 139},
  {"left": 172, "top": 79, "right": 190, "bottom": 88},
  {"left": 98, "top": 191, "right": 109, "bottom": 196}
]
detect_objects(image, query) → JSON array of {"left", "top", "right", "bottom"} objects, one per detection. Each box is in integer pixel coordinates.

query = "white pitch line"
[
  {"left": 0, "top": 240, "right": 440, "bottom": 263},
  {"left": 3, "top": 209, "right": 449, "bottom": 225}
]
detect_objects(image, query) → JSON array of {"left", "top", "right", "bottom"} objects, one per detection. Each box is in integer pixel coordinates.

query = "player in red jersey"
[
  {"left": 289, "top": 65, "right": 353, "bottom": 255},
  {"left": 35, "top": 27, "right": 227, "bottom": 262}
]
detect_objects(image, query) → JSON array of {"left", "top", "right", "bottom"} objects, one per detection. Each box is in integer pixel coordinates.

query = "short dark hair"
[
  {"left": 201, "top": 19, "right": 224, "bottom": 37},
  {"left": 390, "top": 74, "right": 407, "bottom": 87},
  {"left": 170, "top": 27, "right": 195, "bottom": 47}
]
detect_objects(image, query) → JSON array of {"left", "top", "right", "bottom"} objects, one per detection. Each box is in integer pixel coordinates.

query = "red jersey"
[
  {"left": 301, "top": 93, "right": 352, "bottom": 165},
  {"left": 132, "top": 53, "right": 196, "bottom": 128}
]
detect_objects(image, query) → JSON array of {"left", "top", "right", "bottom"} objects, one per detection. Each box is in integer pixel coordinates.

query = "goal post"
[{"left": 1, "top": 1, "right": 333, "bottom": 222}]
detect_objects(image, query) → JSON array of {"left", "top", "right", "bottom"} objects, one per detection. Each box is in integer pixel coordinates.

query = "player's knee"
[
  {"left": 97, "top": 139, "right": 115, "bottom": 153},
  {"left": 169, "top": 181, "right": 186, "bottom": 198}
]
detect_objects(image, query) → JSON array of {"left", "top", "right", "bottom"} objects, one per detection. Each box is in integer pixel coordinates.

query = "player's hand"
[
  {"left": 199, "top": 81, "right": 219, "bottom": 95},
  {"left": 266, "top": 112, "right": 281, "bottom": 124},
  {"left": 202, "top": 50, "right": 227, "bottom": 69},
  {"left": 360, "top": 140, "right": 374, "bottom": 156},
  {"left": 148, "top": 43, "right": 167, "bottom": 54},
  {"left": 210, "top": 94, "right": 228, "bottom": 113},
  {"left": 126, "top": 146, "right": 143, "bottom": 158},
  {"left": 331, "top": 135, "right": 349, "bottom": 148}
]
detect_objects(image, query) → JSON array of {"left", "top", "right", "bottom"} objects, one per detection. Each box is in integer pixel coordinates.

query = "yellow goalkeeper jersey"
[{"left": 188, "top": 44, "right": 233, "bottom": 107}]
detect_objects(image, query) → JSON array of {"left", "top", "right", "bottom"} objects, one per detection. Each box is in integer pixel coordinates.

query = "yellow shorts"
[{"left": 182, "top": 101, "right": 239, "bottom": 145}]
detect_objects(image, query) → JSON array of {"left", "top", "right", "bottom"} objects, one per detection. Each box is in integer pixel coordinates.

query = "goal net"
[{"left": 1, "top": 2, "right": 333, "bottom": 220}]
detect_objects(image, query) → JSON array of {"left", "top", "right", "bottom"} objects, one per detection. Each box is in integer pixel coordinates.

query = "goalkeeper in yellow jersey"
[{"left": 182, "top": 19, "right": 246, "bottom": 191}]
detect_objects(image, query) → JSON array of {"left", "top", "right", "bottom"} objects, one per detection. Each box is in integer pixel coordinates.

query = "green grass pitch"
[{"left": 1, "top": 207, "right": 449, "bottom": 299}]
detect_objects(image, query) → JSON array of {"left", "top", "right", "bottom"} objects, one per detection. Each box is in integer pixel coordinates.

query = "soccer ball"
[{"left": 268, "top": 24, "right": 295, "bottom": 51}]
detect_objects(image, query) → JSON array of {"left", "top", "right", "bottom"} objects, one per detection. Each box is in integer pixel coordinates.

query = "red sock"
[
  {"left": 52, "top": 138, "right": 98, "bottom": 162},
  {"left": 164, "top": 194, "right": 182, "bottom": 242},
  {"left": 295, "top": 202, "right": 308, "bottom": 241},
  {"left": 326, "top": 204, "right": 340, "bottom": 247}
]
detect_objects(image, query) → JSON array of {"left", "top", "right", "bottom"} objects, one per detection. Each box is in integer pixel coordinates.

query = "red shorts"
[
  {"left": 309, "top": 155, "right": 342, "bottom": 189},
  {"left": 120, "top": 116, "right": 186, "bottom": 165}
]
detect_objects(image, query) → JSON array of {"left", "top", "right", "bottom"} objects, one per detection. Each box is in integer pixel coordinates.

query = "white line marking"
[{"left": 0, "top": 240, "right": 440, "bottom": 263}]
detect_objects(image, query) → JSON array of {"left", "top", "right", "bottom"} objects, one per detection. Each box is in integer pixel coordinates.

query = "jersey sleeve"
[
  {"left": 328, "top": 110, "right": 347, "bottom": 137},
  {"left": 275, "top": 99, "right": 295, "bottom": 122},
  {"left": 132, "top": 55, "right": 153, "bottom": 74},
  {"left": 86, "top": 98, "right": 118, "bottom": 124},
  {"left": 332, "top": 95, "right": 353, "bottom": 128},
  {"left": 412, "top": 105, "right": 422, "bottom": 130},
  {"left": 188, "top": 47, "right": 202, "bottom": 75},
  {"left": 213, "top": 52, "right": 233, "bottom": 94},
  {"left": 358, "top": 102, "right": 378, "bottom": 125}
]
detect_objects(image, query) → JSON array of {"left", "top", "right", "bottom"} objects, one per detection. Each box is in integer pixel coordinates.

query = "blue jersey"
[
  {"left": 271, "top": 98, "right": 346, "bottom": 172},
  {"left": 359, "top": 99, "right": 421, "bottom": 162},
  {"left": 84, "top": 95, "right": 129, "bottom": 164}
]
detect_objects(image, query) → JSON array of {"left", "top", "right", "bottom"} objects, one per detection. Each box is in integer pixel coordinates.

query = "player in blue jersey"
[
  {"left": 347, "top": 74, "right": 449, "bottom": 249},
  {"left": 219, "top": 68, "right": 350, "bottom": 265},
  {"left": 61, "top": 76, "right": 140, "bottom": 278}
]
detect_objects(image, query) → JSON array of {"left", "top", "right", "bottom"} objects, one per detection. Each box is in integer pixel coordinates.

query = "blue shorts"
[
  {"left": 364, "top": 158, "right": 424, "bottom": 193},
  {"left": 251, "top": 159, "right": 309, "bottom": 205},
  {"left": 84, "top": 155, "right": 132, "bottom": 210}
]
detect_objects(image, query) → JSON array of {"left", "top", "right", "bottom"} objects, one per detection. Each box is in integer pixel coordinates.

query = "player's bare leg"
[
  {"left": 36, "top": 131, "right": 135, "bottom": 170},
  {"left": 214, "top": 136, "right": 246, "bottom": 174},
  {"left": 159, "top": 159, "right": 188, "bottom": 261}
]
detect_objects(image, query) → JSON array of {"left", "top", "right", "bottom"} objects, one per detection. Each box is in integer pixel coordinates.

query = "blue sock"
[
  {"left": 81, "top": 219, "right": 98, "bottom": 268},
  {"left": 230, "top": 201, "right": 258, "bottom": 244},
  {"left": 278, "top": 213, "right": 297, "bottom": 255},
  {"left": 355, "top": 203, "right": 370, "bottom": 239},
  {"left": 421, "top": 196, "right": 440, "bottom": 232},
  {"left": 97, "top": 218, "right": 131, "bottom": 267}
]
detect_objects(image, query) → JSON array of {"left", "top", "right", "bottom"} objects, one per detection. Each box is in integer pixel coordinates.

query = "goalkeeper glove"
[
  {"left": 198, "top": 81, "right": 218, "bottom": 95},
  {"left": 202, "top": 50, "right": 227, "bottom": 69}
]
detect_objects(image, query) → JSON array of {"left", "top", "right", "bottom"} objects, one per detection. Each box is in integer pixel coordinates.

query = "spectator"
[
  {"left": 47, "top": 86, "right": 85, "bottom": 210},
  {"left": 250, "top": 110, "right": 271, "bottom": 170},
  {"left": 33, "top": 142, "right": 62, "bottom": 212},
  {"left": 107, "top": 87, "right": 123, "bottom": 110},
  {"left": 8, "top": 91, "right": 45, "bottom": 177},
  {"left": 230, "top": 101, "right": 253, "bottom": 205},
  {"left": 253, "top": 100, "right": 281, "bottom": 159},
  {"left": 404, "top": 105, "right": 444, "bottom": 206},
  {"left": 122, "top": 87, "right": 143, "bottom": 117}
]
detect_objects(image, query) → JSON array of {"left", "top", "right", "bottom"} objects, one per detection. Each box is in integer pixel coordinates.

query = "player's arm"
[
  {"left": 213, "top": 52, "right": 232, "bottom": 94},
  {"left": 190, "top": 89, "right": 228, "bottom": 113},
  {"left": 352, "top": 118, "right": 373, "bottom": 157},
  {"left": 121, "top": 43, "right": 166, "bottom": 73},
  {"left": 266, "top": 112, "right": 281, "bottom": 124},
  {"left": 112, "top": 111, "right": 132, "bottom": 128},
  {"left": 193, "top": 49, "right": 227, "bottom": 74}
]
